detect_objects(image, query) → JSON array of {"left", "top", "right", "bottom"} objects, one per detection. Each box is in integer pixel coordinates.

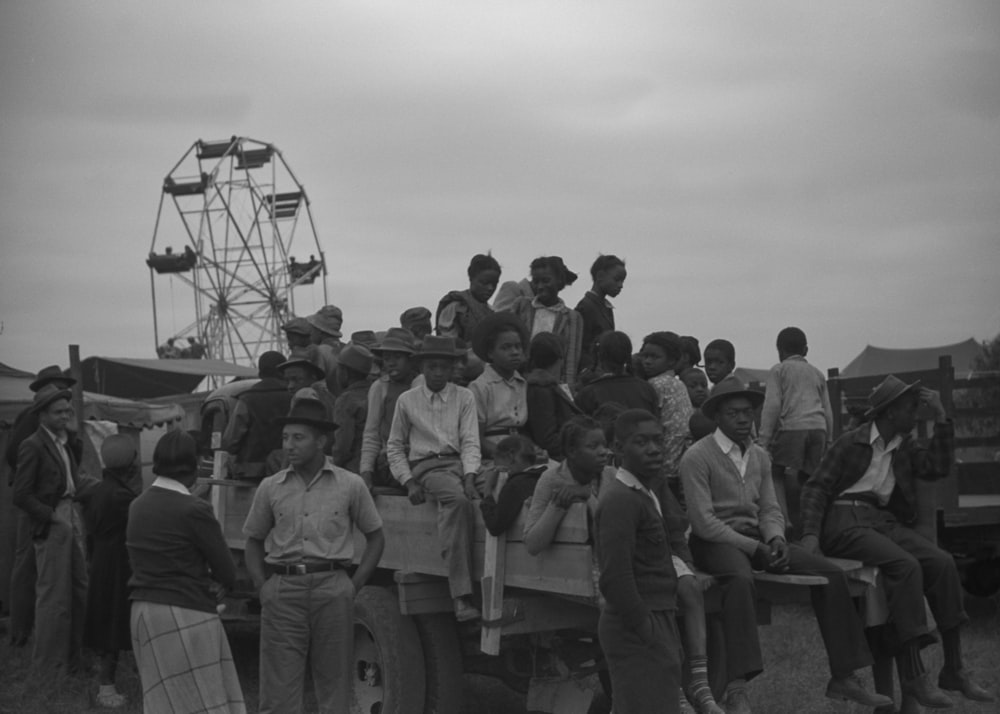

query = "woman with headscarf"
[{"left": 127, "top": 430, "right": 245, "bottom": 714}]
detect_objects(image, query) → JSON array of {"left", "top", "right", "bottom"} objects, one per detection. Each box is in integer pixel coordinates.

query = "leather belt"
[
  {"left": 269, "top": 561, "right": 346, "bottom": 576},
  {"left": 833, "top": 496, "right": 883, "bottom": 509}
]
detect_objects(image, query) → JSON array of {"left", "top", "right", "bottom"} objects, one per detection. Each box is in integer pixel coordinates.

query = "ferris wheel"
[{"left": 147, "top": 136, "right": 327, "bottom": 367}]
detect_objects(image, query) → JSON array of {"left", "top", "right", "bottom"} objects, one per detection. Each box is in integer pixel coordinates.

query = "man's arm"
[
  {"left": 457, "top": 390, "right": 482, "bottom": 499},
  {"left": 245, "top": 537, "right": 269, "bottom": 592},
  {"left": 12, "top": 439, "right": 54, "bottom": 526},
  {"left": 359, "top": 381, "right": 385, "bottom": 478},
  {"left": 799, "top": 434, "right": 851, "bottom": 548},
  {"left": 596, "top": 491, "right": 650, "bottom": 635},
  {"left": 911, "top": 388, "right": 954, "bottom": 480},
  {"left": 386, "top": 398, "right": 414, "bottom": 485},
  {"left": 221, "top": 399, "right": 250, "bottom": 455},
  {"left": 330, "top": 396, "right": 358, "bottom": 468},
  {"left": 353, "top": 528, "right": 385, "bottom": 592},
  {"left": 755, "top": 451, "right": 786, "bottom": 544}
]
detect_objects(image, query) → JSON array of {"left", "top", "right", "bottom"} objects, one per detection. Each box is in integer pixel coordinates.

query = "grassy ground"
[{"left": 1, "top": 597, "right": 996, "bottom": 713}]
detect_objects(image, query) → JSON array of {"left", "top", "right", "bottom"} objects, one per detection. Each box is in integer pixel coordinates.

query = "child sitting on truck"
[
  {"left": 386, "top": 335, "right": 482, "bottom": 622},
  {"left": 479, "top": 435, "right": 546, "bottom": 536}
]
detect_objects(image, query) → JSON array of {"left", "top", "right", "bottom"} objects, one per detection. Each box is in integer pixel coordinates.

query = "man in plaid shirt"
[{"left": 800, "top": 375, "right": 993, "bottom": 708}]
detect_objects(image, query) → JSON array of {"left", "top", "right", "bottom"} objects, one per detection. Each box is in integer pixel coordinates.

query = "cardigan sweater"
[
  {"left": 679, "top": 432, "right": 785, "bottom": 555},
  {"left": 127, "top": 486, "right": 237, "bottom": 613}
]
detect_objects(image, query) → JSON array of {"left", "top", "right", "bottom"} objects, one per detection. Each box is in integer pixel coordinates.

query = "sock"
[
  {"left": 725, "top": 678, "right": 747, "bottom": 699},
  {"left": 896, "top": 641, "right": 926, "bottom": 682},
  {"left": 688, "top": 655, "right": 717, "bottom": 705},
  {"left": 941, "top": 626, "right": 963, "bottom": 673}
]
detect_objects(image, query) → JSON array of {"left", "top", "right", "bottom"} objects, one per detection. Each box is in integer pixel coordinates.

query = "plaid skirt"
[{"left": 131, "top": 601, "right": 246, "bottom": 714}]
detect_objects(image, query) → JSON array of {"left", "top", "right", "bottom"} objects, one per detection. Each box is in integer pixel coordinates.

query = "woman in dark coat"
[{"left": 82, "top": 434, "right": 140, "bottom": 709}]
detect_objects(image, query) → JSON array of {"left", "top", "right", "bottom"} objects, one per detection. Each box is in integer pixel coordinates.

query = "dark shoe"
[
  {"left": 826, "top": 674, "right": 893, "bottom": 707},
  {"left": 722, "top": 688, "right": 752, "bottom": 714},
  {"left": 901, "top": 673, "right": 954, "bottom": 708},
  {"left": 938, "top": 668, "right": 996, "bottom": 702}
]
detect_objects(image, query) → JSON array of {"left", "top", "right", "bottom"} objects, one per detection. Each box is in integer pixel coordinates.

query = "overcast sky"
[{"left": 1, "top": 1, "right": 998, "bottom": 377}]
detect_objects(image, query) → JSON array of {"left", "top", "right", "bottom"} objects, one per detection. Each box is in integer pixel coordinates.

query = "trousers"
[
  {"left": 599, "top": 608, "right": 681, "bottom": 714},
  {"left": 416, "top": 461, "right": 475, "bottom": 598},
  {"left": 690, "top": 535, "right": 871, "bottom": 683},
  {"left": 33, "top": 499, "right": 88, "bottom": 670},
  {"left": 821, "top": 503, "right": 966, "bottom": 646},
  {"left": 259, "top": 570, "right": 355, "bottom": 714},
  {"left": 8, "top": 507, "right": 37, "bottom": 643}
]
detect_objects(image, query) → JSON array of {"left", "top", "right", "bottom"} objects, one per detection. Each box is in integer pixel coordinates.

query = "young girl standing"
[{"left": 436, "top": 253, "right": 502, "bottom": 342}]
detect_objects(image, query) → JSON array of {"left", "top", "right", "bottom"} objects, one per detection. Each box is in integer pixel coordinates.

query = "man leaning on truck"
[{"left": 243, "top": 396, "right": 385, "bottom": 714}]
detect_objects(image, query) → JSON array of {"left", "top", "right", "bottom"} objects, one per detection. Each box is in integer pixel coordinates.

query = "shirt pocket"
[{"left": 316, "top": 501, "right": 347, "bottom": 545}]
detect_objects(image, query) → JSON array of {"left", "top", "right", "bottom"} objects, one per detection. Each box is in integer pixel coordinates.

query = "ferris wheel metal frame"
[{"left": 147, "top": 136, "right": 327, "bottom": 368}]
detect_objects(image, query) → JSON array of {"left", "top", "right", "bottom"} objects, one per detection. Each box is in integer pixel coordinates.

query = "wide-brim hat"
[
  {"left": 101, "top": 434, "right": 137, "bottom": 470},
  {"left": 372, "top": 327, "right": 417, "bottom": 355},
  {"left": 152, "top": 429, "right": 198, "bottom": 477},
  {"left": 400, "top": 306, "right": 432, "bottom": 329},
  {"left": 30, "top": 365, "right": 75, "bottom": 392},
  {"left": 864, "top": 375, "right": 921, "bottom": 418},
  {"left": 350, "top": 330, "right": 378, "bottom": 348},
  {"left": 281, "top": 317, "right": 312, "bottom": 336},
  {"left": 307, "top": 305, "right": 343, "bottom": 338},
  {"left": 32, "top": 386, "right": 73, "bottom": 414},
  {"left": 277, "top": 352, "right": 326, "bottom": 381},
  {"left": 415, "top": 335, "right": 463, "bottom": 360},
  {"left": 275, "top": 396, "right": 337, "bottom": 432},
  {"left": 338, "top": 344, "right": 374, "bottom": 375},
  {"left": 701, "top": 376, "right": 765, "bottom": 419},
  {"left": 471, "top": 312, "right": 529, "bottom": 362}
]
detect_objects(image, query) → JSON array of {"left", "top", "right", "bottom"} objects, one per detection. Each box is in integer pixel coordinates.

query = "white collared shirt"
[
  {"left": 615, "top": 467, "right": 662, "bottom": 516},
  {"left": 841, "top": 422, "right": 903, "bottom": 504},
  {"left": 712, "top": 429, "right": 750, "bottom": 480},
  {"left": 152, "top": 476, "right": 191, "bottom": 495},
  {"left": 41, "top": 425, "right": 75, "bottom": 496}
]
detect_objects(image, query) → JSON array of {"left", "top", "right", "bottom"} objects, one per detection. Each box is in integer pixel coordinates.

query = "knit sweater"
[
  {"left": 679, "top": 433, "right": 785, "bottom": 554},
  {"left": 596, "top": 478, "right": 678, "bottom": 630},
  {"left": 127, "top": 486, "right": 236, "bottom": 613},
  {"left": 758, "top": 355, "right": 832, "bottom": 448}
]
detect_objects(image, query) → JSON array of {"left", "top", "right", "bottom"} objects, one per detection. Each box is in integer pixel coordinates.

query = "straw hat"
[
  {"left": 701, "top": 376, "right": 764, "bottom": 419},
  {"left": 864, "top": 375, "right": 920, "bottom": 418}
]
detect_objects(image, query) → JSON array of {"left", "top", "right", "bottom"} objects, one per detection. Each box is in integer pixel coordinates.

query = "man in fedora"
[
  {"left": 386, "top": 335, "right": 482, "bottom": 621},
  {"left": 6, "top": 366, "right": 80, "bottom": 648},
  {"left": 801, "top": 376, "right": 994, "bottom": 707},
  {"left": 360, "top": 327, "right": 419, "bottom": 489},
  {"left": 12, "top": 386, "right": 96, "bottom": 669},
  {"left": 243, "top": 396, "right": 385, "bottom": 714},
  {"left": 680, "top": 379, "right": 890, "bottom": 714},
  {"left": 222, "top": 351, "right": 291, "bottom": 480}
]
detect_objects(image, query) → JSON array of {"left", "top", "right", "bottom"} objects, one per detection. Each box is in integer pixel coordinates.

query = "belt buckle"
[{"left": 293, "top": 563, "right": 307, "bottom": 575}]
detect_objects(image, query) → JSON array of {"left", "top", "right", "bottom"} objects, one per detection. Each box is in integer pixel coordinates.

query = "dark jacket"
[
  {"left": 525, "top": 369, "right": 582, "bottom": 460},
  {"left": 13, "top": 428, "right": 84, "bottom": 538},
  {"left": 6, "top": 406, "right": 83, "bottom": 478},
  {"left": 799, "top": 420, "right": 954, "bottom": 538},
  {"left": 575, "top": 374, "right": 660, "bottom": 419},
  {"left": 574, "top": 291, "right": 615, "bottom": 374},
  {"left": 227, "top": 377, "right": 292, "bottom": 464}
]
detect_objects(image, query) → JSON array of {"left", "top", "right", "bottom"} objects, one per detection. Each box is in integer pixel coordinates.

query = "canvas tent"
[
  {"left": 80, "top": 356, "right": 256, "bottom": 399},
  {"left": 840, "top": 338, "right": 982, "bottom": 379}
]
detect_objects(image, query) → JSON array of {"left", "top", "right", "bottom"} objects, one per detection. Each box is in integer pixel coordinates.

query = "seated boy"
[
  {"left": 479, "top": 435, "right": 545, "bottom": 537},
  {"left": 595, "top": 409, "right": 682, "bottom": 714},
  {"left": 386, "top": 336, "right": 482, "bottom": 622},
  {"left": 679, "top": 381, "right": 890, "bottom": 714},
  {"left": 757, "top": 327, "right": 832, "bottom": 538},
  {"left": 360, "top": 328, "right": 418, "bottom": 488}
]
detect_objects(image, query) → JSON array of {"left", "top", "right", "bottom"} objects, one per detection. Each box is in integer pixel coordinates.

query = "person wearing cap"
[
  {"left": 800, "top": 376, "right": 993, "bottom": 707},
  {"left": 222, "top": 351, "right": 292, "bottom": 480},
  {"left": 80, "top": 434, "right": 141, "bottom": 709},
  {"left": 127, "top": 430, "right": 244, "bottom": 714},
  {"left": 508, "top": 256, "right": 584, "bottom": 389},
  {"left": 401, "top": 306, "right": 434, "bottom": 341},
  {"left": 243, "top": 397, "right": 384, "bottom": 714},
  {"left": 386, "top": 335, "right": 482, "bottom": 622},
  {"left": 6, "top": 365, "right": 79, "bottom": 648},
  {"left": 331, "top": 344, "right": 375, "bottom": 473},
  {"left": 469, "top": 312, "right": 530, "bottom": 459},
  {"left": 435, "top": 253, "right": 502, "bottom": 342},
  {"left": 679, "top": 379, "right": 891, "bottom": 714},
  {"left": 277, "top": 348, "right": 337, "bottom": 425},
  {"left": 12, "top": 386, "right": 97, "bottom": 670},
  {"left": 282, "top": 317, "right": 313, "bottom": 356},
  {"left": 308, "top": 304, "right": 345, "bottom": 354},
  {"left": 359, "top": 327, "right": 419, "bottom": 488}
]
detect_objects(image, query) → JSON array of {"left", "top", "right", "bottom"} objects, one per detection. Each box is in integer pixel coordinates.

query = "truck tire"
[
  {"left": 414, "top": 614, "right": 464, "bottom": 714},
  {"left": 352, "top": 586, "right": 426, "bottom": 714}
]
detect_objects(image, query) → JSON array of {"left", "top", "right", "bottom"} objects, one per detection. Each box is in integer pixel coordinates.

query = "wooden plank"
[{"left": 481, "top": 472, "right": 508, "bottom": 655}]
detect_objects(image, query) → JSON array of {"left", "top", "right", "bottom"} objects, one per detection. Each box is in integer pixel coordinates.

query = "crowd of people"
[{"left": 6, "top": 252, "right": 995, "bottom": 714}]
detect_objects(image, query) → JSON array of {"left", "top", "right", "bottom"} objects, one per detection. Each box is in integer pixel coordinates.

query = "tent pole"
[{"left": 69, "top": 345, "right": 84, "bottom": 425}]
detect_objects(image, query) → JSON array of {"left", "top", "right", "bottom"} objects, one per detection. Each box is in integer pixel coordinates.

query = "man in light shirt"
[
  {"left": 801, "top": 375, "right": 994, "bottom": 707},
  {"left": 680, "top": 380, "right": 889, "bottom": 714},
  {"left": 387, "top": 335, "right": 482, "bottom": 622}
]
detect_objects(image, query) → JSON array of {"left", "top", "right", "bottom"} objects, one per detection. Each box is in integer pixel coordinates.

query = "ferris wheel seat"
[
  {"left": 197, "top": 137, "right": 238, "bottom": 159},
  {"left": 163, "top": 173, "right": 210, "bottom": 196},
  {"left": 147, "top": 247, "right": 198, "bottom": 274},
  {"left": 236, "top": 147, "right": 273, "bottom": 169}
]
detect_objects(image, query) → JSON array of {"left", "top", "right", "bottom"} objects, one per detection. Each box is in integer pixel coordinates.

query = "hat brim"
[
  {"left": 30, "top": 375, "right": 76, "bottom": 392},
  {"left": 277, "top": 359, "right": 326, "bottom": 381},
  {"left": 415, "top": 350, "right": 462, "bottom": 361},
  {"left": 701, "top": 389, "right": 765, "bottom": 419},
  {"left": 864, "top": 380, "right": 920, "bottom": 418},
  {"left": 306, "top": 315, "right": 343, "bottom": 338},
  {"left": 275, "top": 416, "right": 337, "bottom": 432},
  {"left": 372, "top": 341, "right": 416, "bottom": 356},
  {"left": 32, "top": 388, "right": 74, "bottom": 414}
]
